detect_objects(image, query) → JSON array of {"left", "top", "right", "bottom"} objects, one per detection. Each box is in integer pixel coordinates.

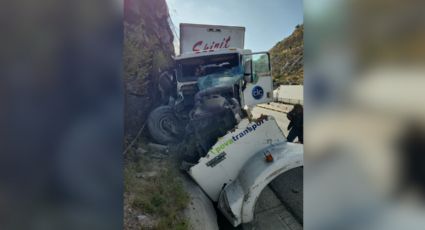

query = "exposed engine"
[
  {"left": 185, "top": 86, "right": 244, "bottom": 157},
  {"left": 148, "top": 52, "right": 247, "bottom": 160}
]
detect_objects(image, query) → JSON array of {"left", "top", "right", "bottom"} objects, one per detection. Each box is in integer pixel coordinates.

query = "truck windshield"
[{"left": 177, "top": 53, "right": 240, "bottom": 83}]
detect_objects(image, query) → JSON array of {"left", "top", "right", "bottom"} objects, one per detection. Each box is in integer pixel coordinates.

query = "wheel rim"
[{"left": 159, "top": 115, "right": 180, "bottom": 135}]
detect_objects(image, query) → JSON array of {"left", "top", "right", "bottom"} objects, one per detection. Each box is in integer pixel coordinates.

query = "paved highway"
[{"left": 251, "top": 106, "right": 290, "bottom": 136}]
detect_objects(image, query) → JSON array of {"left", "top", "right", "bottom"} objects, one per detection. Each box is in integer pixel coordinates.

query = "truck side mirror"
[{"left": 244, "top": 60, "right": 252, "bottom": 82}]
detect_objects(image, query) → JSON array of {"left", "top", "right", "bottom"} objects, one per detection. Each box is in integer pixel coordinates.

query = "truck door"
[{"left": 241, "top": 52, "right": 273, "bottom": 106}]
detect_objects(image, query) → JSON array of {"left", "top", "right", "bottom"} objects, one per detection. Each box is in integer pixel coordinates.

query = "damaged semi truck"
[{"left": 147, "top": 23, "right": 303, "bottom": 227}]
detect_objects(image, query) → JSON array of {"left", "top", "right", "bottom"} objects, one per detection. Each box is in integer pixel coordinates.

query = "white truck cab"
[
  {"left": 147, "top": 23, "right": 276, "bottom": 145},
  {"left": 174, "top": 48, "right": 274, "bottom": 108}
]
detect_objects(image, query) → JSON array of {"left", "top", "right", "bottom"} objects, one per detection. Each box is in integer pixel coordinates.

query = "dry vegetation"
[
  {"left": 124, "top": 143, "right": 190, "bottom": 230},
  {"left": 270, "top": 24, "right": 304, "bottom": 85}
]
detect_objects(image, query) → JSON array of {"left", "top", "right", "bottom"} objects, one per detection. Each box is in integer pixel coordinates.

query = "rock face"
[
  {"left": 124, "top": 0, "right": 175, "bottom": 137},
  {"left": 270, "top": 24, "right": 304, "bottom": 85}
]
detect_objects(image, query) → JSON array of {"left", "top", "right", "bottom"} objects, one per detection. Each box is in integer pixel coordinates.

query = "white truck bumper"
[{"left": 217, "top": 142, "right": 303, "bottom": 226}]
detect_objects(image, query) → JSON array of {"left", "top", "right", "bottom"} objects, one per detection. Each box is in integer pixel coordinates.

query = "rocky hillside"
[
  {"left": 270, "top": 24, "right": 303, "bottom": 85},
  {"left": 123, "top": 1, "right": 193, "bottom": 229},
  {"left": 124, "top": 0, "right": 175, "bottom": 137}
]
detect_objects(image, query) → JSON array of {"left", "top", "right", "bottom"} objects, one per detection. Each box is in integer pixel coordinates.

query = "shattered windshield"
[
  {"left": 197, "top": 65, "right": 243, "bottom": 90},
  {"left": 177, "top": 53, "right": 242, "bottom": 84}
]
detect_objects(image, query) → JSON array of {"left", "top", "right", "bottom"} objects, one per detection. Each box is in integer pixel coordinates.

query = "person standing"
[{"left": 287, "top": 104, "right": 303, "bottom": 143}]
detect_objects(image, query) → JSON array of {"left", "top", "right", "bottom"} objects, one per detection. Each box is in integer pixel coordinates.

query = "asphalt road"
[
  {"left": 251, "top": 106, "right": 290, "bottom": 136},
  {"left": 243, "top": 186, "right": 302, "bottom": 230}
]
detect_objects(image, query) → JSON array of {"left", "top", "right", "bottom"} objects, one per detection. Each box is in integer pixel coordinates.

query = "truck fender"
[{"left": 217, "top": 142, "right": 303, "bottom": 226}]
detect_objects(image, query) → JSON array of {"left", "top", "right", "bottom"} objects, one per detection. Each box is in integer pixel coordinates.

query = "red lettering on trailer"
[
  {"left": 224, "top": 36, "right": 231, "bottom": 48},
  {"left": 192, "top": 41, "right": 203, "bottom": 51},
  {"left": 191, "top": 36, "right": 232, "bottom": 52}
]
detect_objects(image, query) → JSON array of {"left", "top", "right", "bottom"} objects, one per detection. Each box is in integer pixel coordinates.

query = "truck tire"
[{"left": 147, "top": 105, "right": 184, "bottom": 145}]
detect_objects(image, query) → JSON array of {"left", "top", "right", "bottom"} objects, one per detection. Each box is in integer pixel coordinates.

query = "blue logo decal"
[{"left": 252, "top": 86, "right": 264, "bottom": 100}]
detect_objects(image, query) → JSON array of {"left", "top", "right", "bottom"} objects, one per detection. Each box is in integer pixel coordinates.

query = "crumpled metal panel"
[{"left": 188, "top": 115, "right": 286, "bottom": 201}]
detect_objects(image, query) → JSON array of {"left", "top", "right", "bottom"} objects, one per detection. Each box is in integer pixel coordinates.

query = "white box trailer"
[{"left": 180, "top": 23, "right": 245, "bottom": 54}]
